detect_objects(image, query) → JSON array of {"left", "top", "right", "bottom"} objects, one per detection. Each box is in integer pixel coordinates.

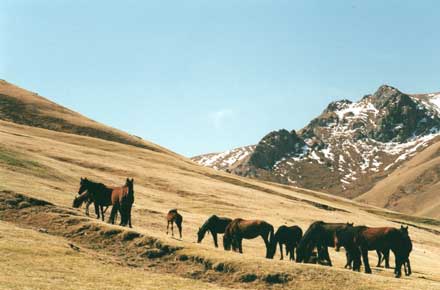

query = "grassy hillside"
[
  {"left": 356, "top": 139, "right": 440, "bottom": 219},
  {"left": 1, "top": 119, "right": 440, "bottom": 290},
  {"left": 0, "top": 80, "right": 175, "bottom": 155}
]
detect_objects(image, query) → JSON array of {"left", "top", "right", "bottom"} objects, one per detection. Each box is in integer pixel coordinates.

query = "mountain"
[
  {"left": 192, "top": 85, "right": 440, "bottom": 205},
  {"left": 1, "top": 80, "right": 440, "bottom": 289}
]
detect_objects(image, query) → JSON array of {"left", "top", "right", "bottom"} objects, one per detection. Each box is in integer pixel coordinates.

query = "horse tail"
[{"left": 266, "top": 224, "right": 276, "bottom": 259}]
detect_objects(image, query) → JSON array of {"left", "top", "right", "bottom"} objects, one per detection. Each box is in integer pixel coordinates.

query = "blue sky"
[{"left": 1, "top": 1, "right": 439, "bottom": 156}]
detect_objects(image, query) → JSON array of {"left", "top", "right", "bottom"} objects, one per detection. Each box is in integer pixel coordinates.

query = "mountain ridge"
[{"left": 192, "top": 85, "right": 440, "bottom": 217}]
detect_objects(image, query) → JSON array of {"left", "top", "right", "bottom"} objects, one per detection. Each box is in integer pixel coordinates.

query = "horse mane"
[
  {"left": 169, "top": 208, "right": 178, "bottom": 214},
  {"left": 200, "top": 215, "right": 217, "bottom": 233},
  {"left": 86, "top": 179, "right": 111, "bottom": 191}
]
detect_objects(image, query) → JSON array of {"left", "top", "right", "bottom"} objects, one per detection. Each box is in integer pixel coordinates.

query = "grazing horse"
[
  {"left": 166, "top": 209, "right": 183, "bottom": 238},
  {"left": 296, "top": 221, "right": 353, "bottom": 266},
  {"left": 72, "top": 191, "right": 105, "bottom": 218},
  {"left": 75, "top": 177, "right": 134, "bottom": 227},
  {"left": 223, "top": 218, "right": 275, "bottom": 259},
  {"left": 334, "top": 225, "right": 412, "bottom": 278},
  {"left": 197, "top": 215, "right": 232, "bottom": 247},
  {"left": 270, "top": 225, "right": 303, "bottom": 260}
]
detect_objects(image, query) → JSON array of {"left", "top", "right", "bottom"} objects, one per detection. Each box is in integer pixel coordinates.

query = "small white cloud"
[{"left": 209, "top": 109, "right": 234, "bottom": 129}]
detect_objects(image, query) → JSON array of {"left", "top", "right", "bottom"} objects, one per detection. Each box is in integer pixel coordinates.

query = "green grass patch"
[{"left": 0, "top": 147, "right": 41, "bottom": 169}]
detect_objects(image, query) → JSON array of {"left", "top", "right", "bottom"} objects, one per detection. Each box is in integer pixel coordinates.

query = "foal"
[{"left": 166, "top": 209, "right": 183, "bottom": 238}]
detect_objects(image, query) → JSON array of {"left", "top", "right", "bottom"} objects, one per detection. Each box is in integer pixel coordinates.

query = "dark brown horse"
[
  {"left": 197, "top": 215, "right": 232, "bottom": 247},
  {"left": 166, "top": 209, "right": 183, "bottom": 238},
  {"left": 74, "top": 177, "right": 134, "bottom": 227},
  {"left": 223, "top": 218, "right": 275, "bottom": 259},
  {"left": 334, "top": 225, "right": 412, "bottom": 278},
  {"left": 270, "top": 225, "right": 303, "bottom": 260},
  {"left": 296, "top": 221, "right": 353, "bottom": 266}
]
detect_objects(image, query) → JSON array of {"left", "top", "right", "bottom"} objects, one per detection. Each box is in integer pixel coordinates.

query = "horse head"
[
  {"left": 72, "top": 196, "right": 81, "bottom": 208},
  {"left": 400, "top": 225, "right": 409, "bottom": 235},
  {"left": 223, "top": 234, "right": 232, "bottom": 251},
  {"left": 197, "top": 227, "right": 206, "bottom": 243},
  {"left": 77, "top": 177, "right": 89, "bottom": 195},
  {"left": 126, "top": 178, "right": 134, "bottom": 195},
  {"left": 334, "top": 228, "right": 347, "bottom": 252}
]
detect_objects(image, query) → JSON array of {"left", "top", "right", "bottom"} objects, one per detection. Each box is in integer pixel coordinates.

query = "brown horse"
[
  {"left": 75, "top": 177, "right": 134, "bottom": 227},
  {"left": 166, "top": 209, "right": 183, "bottom": 238},
  {"left": 223, "top": 218, "right": 275, "bottom": 259},
  {"left": 334, "top": 225, "right": 412, "bottom": 278},
  {"left": 270, "top": 225, "right": 303, "bottom": 260},
  {"left": 197, "top": 215, "right": 232, "bottom": 247}
]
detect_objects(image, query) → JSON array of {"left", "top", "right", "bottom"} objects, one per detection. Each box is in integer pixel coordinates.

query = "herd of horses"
[{"left": 72, "top": 177, "right": 412, "bottom": 279}]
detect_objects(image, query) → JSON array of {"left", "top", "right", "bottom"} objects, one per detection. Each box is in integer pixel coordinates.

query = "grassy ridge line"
[{"left": 0, "top": 80, "right": 176, "bottom": 156}]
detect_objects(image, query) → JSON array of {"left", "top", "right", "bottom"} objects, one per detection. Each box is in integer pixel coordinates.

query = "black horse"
[
  {"left": 197, "top": 215, "right": 232, "bottom": 247},
  {"left": 270, "top": 225, "right": 303, "bottom": 260},
  {"left": 296, "top": 221, "right": 353, "bottom": 266}
]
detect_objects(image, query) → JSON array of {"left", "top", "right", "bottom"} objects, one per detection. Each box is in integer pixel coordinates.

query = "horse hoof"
[{"left": 366, "top": 270, "right": 372, "bottom": 274}]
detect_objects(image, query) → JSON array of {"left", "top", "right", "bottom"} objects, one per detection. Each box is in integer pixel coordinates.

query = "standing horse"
[
  {"left": 166, "top": 209, "right": 183, "bottom": 238},
  {"left": 223, "top": 218, "right": 275, "bottom": 259},
  {"left": 296, "top": 221, "right": 353, "bottom": 266},
  {"left": 75, "top": 177, "right": 134, "bottom": 227},
  {"left": 197, "top": 215, "right": 232, "bottom": 247},
  {"left": 270, "top": 225, "right": 303, "bottom": 260},
  {"left": 118, "top": 178, "right": 134, "bottom": 227},
  {"left": 334, "top": 225, "right": 412, "bottom": 278}
]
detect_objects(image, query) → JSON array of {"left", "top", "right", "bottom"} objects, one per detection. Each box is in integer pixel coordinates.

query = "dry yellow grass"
[{"left": 1, "top": 119, "right": 440, "bottom": 290}]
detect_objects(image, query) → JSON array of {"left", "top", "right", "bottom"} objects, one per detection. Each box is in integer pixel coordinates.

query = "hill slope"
[
  {"left": 0, "top": 81, "right": 440, "bottom": 289},
  {"left": 356, "top": 140, "right": 440, "bottom": 219}
]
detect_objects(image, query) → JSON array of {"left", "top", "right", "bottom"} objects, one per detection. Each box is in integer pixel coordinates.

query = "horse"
[
  {"left": 75, "top": 177, "right": 134, "bottom": 227},
  {"left": 270, "top": 225, "right": 303, "bottom": 260},
  {"left": 166, "top": 209, "right": 183, "bottom": 238},
  {"left": 223, "top": 218, "right": 275, "bottom": 259},
  {"left": 118, "top": 178, "right": 134, "bottom": 227},
  {"left": 296, "top": 221, "right": 353, "bottom": 266},
  {"left": 73, "top": 189, "right": 111, "bottom": 219},
  {"left": 197, "top": 215, "right": 232, "bottom": 247},
  {"left": 334, "top": 225, "right": 412, "bottom": 278}
]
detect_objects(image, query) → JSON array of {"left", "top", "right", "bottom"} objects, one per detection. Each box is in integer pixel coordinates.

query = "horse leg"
[
  {"left": 279, "top": 242, "right": 284, "bottom": 260},
  {"left": 166, "top": 221, "right": 169, "bottom": 235},
  {"left": 262, "top": 233, "right": 271, "bottom": 258},
  {"left": 128, "top": 204, "right": 132, "bottom": 228},
  {"left": 321, "top": 246, "right": 332, "bottom": 266},
  {"left": 290, "top": 245, "right": 295, "bottom": 261},
  {"left": 99, "top": 205, "right": 104, "bottom": 221},
  {"left": 109, "top": 205, "right": 119, "bottom": 224},
  {"left": 238, "top": 238, "right": 243, "bottom": 254},
  {"left": 384, "top": 248, "right": 390, "bottom": 269},
  {"left": 211, "top": 232, "right": 218, "bottom": 248},
  {"left": 394, "top": 255, "right": 402, "bottom": 278},
  {"left": 405, "top": 258, "right": 411, "bottom": 276},
  {"left": 376, "top": 250, "right": 382, "bottom": 267},
  {"left": 178, "top": 222, "right": 182, "bottom": 239},
  {"left": 171, "top": 221, "right": 174, "bottom": 237},
  {"left": 361, "top": 247, "right": 372, "bottom": 274},
  {"left": 84, "top": 200, "right": 90, "bottom": 216},
  {"left": 345, "top": 251, "right": 352, "bottom": 269}
]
